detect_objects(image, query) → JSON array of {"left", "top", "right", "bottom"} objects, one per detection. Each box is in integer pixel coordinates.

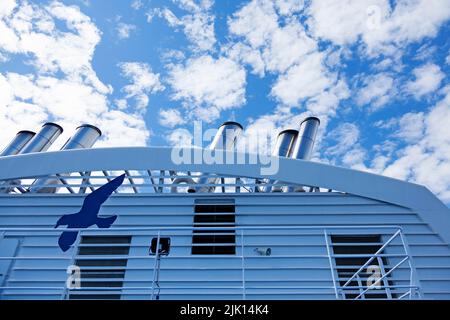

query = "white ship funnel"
[
  {"left": 188, "top": 121, "right": 243, "bottom": 193},
  {"left": 31, "top": 124, "right": 102, "bottom": 193},
  {"left": 0, "top": 123, "right": 62, "bottom": 193},
  {"left": 60, "top": 124, "right": 102, "bottom": 150},
  {"left": 0, "top": 131, "right": 36, "bottom": 157},
  {"left": 266, "top": 129, "right": 298, "bottom": 192},
  {"left": 272, "top": 129, "right": 298, "bottom": 158},
  {"left": 290, "top": 117, "right": 320, "bottom": 161},
  {"left": 20, "top": 122, "right": 63, "bottom": 154},
  {"left": 288, "top": 117, "right": 320, "bottom": 192}
]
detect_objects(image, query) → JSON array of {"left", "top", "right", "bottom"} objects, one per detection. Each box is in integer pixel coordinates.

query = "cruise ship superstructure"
[{"left": 0, "top": 117, "right": 450, "bottom": 300}]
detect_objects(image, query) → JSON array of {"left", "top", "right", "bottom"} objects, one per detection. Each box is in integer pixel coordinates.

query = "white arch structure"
[{"left": 0, "top": 147, "right": 449, "bottom": 243}]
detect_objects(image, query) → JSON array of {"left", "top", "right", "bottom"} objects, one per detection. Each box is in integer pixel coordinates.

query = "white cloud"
[
  {"left": 274, "top": 0, "right": 304, "bottom": 16},
  {"left": 270, "top": 51, "right": 347, "bottom": 114},
  {"left": 0, "top": 1, "right": 153, "bottom": 149},
  {"left": 405, "top": 63, "right": 444, "bottom": 99},
  {"left": 159, "top": 108, "right": 186, "bottom": 128},
  {"left": 166, "top": 128, "right": 193, "bottom": 147},
  {"left": 168, "top": 55, "right": 246, "bottom": 122},
  {"left": 0, "top": 0, "right": 16, "bottom": 17},
  {"left": 149, "top": 0, "right": 216, "bottom": 52},
  {"left": 326, "top": 123, "right": 360, "bottom": 156},
  {"left": 323, "top": 122, "right": 368, "bottom": 169},
  {"left": 117, "top": 22, "right": 136, "bottom": 39},
  {"left": 374, "top": 87, "right": 450, "bottom": 202},
  {"left": 306, "top": 0, "right": 450, "bottom": 56},
  {"left": 414, "top": 44, "right": 437, "bottom": 61},
  {"left": 356, "top": 73, "right": 396, "bottom": 111},
  {"left": 131, "top": 0, "right": 143, "bottom": 10},
  {"left": 228, "top": 0, "right": 316, "bottom": 75},
  {"left": 2, "top": 1, "right": 110, "bottom": 94},
  {"left": 271, "top": 52, "right": 331, "bottom": 105},
  {"left": 119, "top": 62, "right": 164, "bottom": 110},
  {"left": 228, "top": 0, "right": 278, "bottom": 49},
  {"left": 306, "top": 0, "right": 389, "bottom": 46},
  {"left": 227, "top": 0, "right": 348, "bottom": 120},
  {"left": 394, "top": 112, "right": 425, "bottom": 143},
  {"left": 446, "top": 52, "right": 450, "bottom": 65}
]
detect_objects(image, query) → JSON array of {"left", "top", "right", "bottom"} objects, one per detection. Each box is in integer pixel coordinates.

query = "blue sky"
[{"left": 0, "top": 0, "right": 449, "bottom": 204}]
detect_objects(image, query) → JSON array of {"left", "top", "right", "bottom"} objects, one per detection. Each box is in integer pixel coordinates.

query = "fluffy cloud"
[
  {"left": 271, "top": 52, "right": 342, "bottom": 107},
  {"left": 324, "top": 122, "right": 368, "bottom": 169},
  {"left": 227, "top": 0, "right": 349, "bottom": 122},
  {"left": 168, "top": 55, "right": 246, "bottom": 122},
  {"left": 148, "top": 0, "right": 216, "bottom": 52},
  {"left": 306, "top": 0, "right": 389, "bottom": 46},
  {"left": 228, "top": 0, "right": 316, "bottom": 76},
  {"left": 159, "top": 108, "right": 186, "bottom": 128},
  {"left": 274, "top": 0, "right": 304, "bottom": 16},
  {"left": 365, "top": 88, "right": 450, "bottom": 201},
  {"left": 119, "top": 62, "right": 164, "bottom": 110},
  {"left": 117, "top": 22, "right": 136, "bottom": 39},
  {"left": 307, "top": 0, "right": 450, "bottom": 55},
  {"left": 356, "top": 73, "right": 396, "bottom": 111},
  {"left": 405, "top": 63, "right": 445, "bottom": 99},
  {"left": 0, "top": 1, "right": 155, "bottom": 150},
  {"left": 393, "top": 112, "right": 425, "bottom": 143},
  {"left": 0, "top": 0, "right": 109, "bottom": 94},
  {"left": 131, "top": 0, "right": 143, "bottom": 10}
]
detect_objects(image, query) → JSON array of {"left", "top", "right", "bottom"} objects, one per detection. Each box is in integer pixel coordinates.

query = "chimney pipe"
[
  {"left": 188, "top": 121, "right": 243, "bottom": 193},
  {"left": 20, "top": 122, "right": 63, "bottom": 154},
  {"left": 0, "top": 123, "right": 62, "bottom": 193},
  {"left": 262, "top": 129, "right": 298, "bottom": 192},
  {"left": 290, "top": 117, "right": 320, "bottom": 161},
  {"left": 0, "top": 131, "right": 36, "bottom": 157},
  {"left": 60, "top": 124, "right": 102, "bottom": 150},
  {"left": 30, "top": 124, "right": 102, "bottom": 193},
  {"left": 288, "top": 116, "right": 320, "bottom": 192}
]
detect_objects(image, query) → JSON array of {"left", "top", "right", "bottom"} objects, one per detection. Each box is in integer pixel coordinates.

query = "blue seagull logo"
[{"left": 55, "top": 174, "right": 126, "bottom": 252}]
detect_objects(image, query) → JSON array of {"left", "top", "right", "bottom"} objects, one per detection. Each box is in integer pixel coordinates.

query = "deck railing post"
[
  {"left": 241, "top": 229, "right": 246, "bottom": 300},
  {"left": 398, "top": 230, "right": 422, "bottom": 299},
  {"left": 62, "top": 229, "right": 82, "bottom": 300},
  {"left": 324, "top": 229, "right": 339, "bottom": 299},
  {"left": 150, "top": 231, "right": 161, "bottom": 300}
]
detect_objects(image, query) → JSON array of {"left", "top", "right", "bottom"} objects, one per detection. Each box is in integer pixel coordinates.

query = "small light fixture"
[{"left": 254, "top": 247, "right": 272, "bottom": 256}]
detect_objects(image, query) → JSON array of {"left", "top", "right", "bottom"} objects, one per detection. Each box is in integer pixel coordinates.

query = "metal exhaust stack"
[
  {"left": 290, "top": 117, "right": 320, "bottom": 161},
  {"left": 266, "top": 129, "right": 298, "bottom": 192},
  {"left": 0, "top": 131, "right": 36, "bottom": 157},
  {"left": 59, "top": 124, "right": 102, "bottom": 150},
  {"left": 30, "top": 124, "right": 102, "bottom": 193},
  {"left": 288, "top": 116, "right": 320, "bottom": 192},
  {"left": 19, "top": 122, "right": 63, "bottom": 154},
  {"left": 0, "top": 123, "right": 63, "bottom": 193},
  {"left": 188, "top": 121, "right": 243, "bottom": 193}
]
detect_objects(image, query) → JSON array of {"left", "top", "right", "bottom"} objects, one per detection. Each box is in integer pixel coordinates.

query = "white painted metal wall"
[{"left": 0, "top": 192, "right": 449, "bottom": 299}]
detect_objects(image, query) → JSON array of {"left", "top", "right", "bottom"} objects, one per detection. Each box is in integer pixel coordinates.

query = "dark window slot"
[
  {"left": 192, "top": 205, "right": 236, "bottom": 255},
  {"left": 69, "top": 235, "right": 132, "bottom": 300},
  {"left": 331, "top": 235, "right": 396, "bottom": 299},
  {"left": 69, "top": 294, "right": 121, "bottom": 300},
  {"left": 194, "top": 205, "right": 235, "bottom": 213}
]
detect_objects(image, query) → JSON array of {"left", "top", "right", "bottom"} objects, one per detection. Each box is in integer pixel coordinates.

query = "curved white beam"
[{"left": 0, "top": 147, "right": 449, "bottom": 243}]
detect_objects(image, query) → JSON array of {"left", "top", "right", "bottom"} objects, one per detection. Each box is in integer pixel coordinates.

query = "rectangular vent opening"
[
  {"left": 69, "top": 235, "right": 131, "bottom": 300},
  {"left": 192, "top": 204, "right": 236, "bottom": 255},
  {"left": 331, "top": 234, "right": 396, "bottom": 299}
]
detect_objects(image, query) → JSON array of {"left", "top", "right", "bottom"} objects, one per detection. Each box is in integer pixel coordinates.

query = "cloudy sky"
[{"left": 0, "top": 0, "right": 449, "bottom": 204}]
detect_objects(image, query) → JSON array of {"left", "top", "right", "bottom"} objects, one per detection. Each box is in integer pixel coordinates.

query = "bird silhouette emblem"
[{"left": 55, "top": 174, "right": 125, "bottom": 252}]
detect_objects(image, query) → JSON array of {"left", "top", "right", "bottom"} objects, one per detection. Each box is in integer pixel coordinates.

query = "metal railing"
[
  {"left": 0, "top": 225, "right": 421, "bottom": 300},
  {"left": 0, "top": 170, "right": 341, "bottom": 195}
]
